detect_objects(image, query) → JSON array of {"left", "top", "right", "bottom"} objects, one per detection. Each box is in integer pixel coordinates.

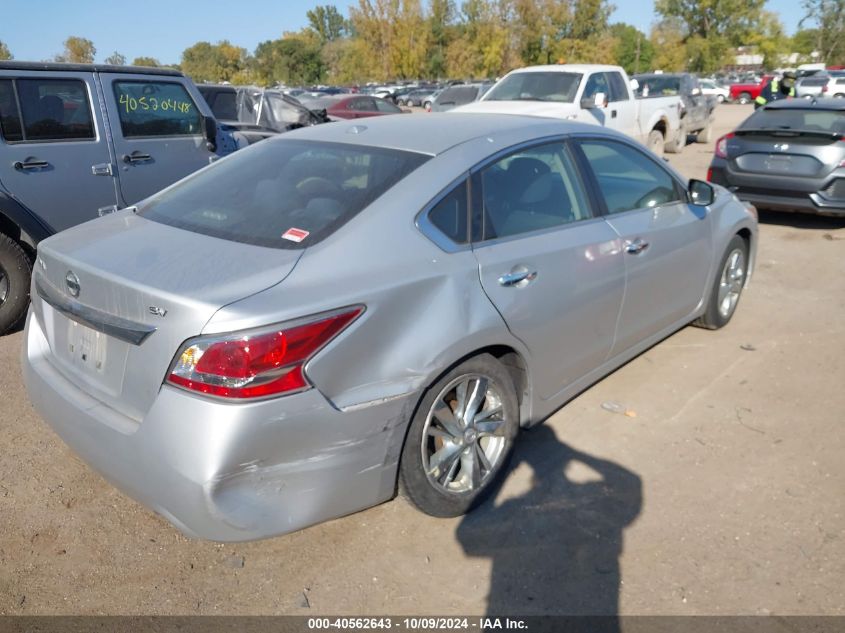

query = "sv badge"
[{"left": 149, "top": 306, "right": 168, "bottom": 317}]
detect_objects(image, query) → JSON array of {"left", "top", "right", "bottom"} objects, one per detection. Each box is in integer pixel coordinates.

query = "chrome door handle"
[
  {"left": 625, "top": 239, "right": 650, "bottom": 254},
  {"left": 13, "top": 159, "right": 49, "bottom": 171},
  {"left": 121, "top": 152, "right": 152, "bottom": 164},
  {"left": 498, "top": 269, "right": 538, "bottom": 287},
  {"left": 91, "top": 163, "right": 113, "bottom": 176}
]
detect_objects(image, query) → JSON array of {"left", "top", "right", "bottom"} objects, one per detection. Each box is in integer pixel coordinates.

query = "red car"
[
  {"left": 729, "top": 76, "right": 773, "bottom": 104},
  {"left": 299, "top": 95, "right": 405, "bottom": 119}
]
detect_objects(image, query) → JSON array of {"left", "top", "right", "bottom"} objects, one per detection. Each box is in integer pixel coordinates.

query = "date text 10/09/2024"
[{"left": 307, "top": 618, "right": 529, "bottom": 630}]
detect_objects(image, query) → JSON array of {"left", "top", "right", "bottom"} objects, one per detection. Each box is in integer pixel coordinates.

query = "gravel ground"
[{"left": 0, "top": 104, "right": 843, "bottom": 616}]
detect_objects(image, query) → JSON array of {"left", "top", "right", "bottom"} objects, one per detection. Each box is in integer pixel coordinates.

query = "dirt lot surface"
[{"left": 1, "top": 105, "right": 843, "bottom": 616}]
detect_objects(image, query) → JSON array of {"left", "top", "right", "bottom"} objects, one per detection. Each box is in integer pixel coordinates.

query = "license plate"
[
  {"left": 67, "top": 320, "right": 107, "bottom": 373},
  {"left": 764, "top": 155, "right": 792, "bottom": 171}
]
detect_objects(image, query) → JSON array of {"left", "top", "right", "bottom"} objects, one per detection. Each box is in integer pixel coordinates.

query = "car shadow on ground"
[
  {"left": 456, "top": 425, "right": 642, "bottom": 625},
  {"left": 757, "top": 209, "right": 845, "bottom": 230}
]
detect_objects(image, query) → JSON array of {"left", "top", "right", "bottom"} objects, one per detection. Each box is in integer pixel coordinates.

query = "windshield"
[
  {"left": 634, "top": 76, "right": 681, "bottom": 97},
  {"left": 741, "top": 108, "right": 845, "bottom": 134},
  {"left": 263, "top": 93, "right": 312, "bottom": 128},
  {"left": 138, "top": 140, "right": 429, "bottom": 249},
  {"left": 483, "top": 72, "right": 581, "bottom": 103}
]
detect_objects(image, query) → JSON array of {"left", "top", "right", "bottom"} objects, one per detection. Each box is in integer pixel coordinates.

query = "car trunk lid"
[{"left": 31, "top": 211, "right": 303, "bottom": 422}]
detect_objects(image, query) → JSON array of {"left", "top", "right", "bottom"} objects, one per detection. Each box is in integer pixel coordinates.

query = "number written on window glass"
[{"left": 113, "top": 81, "right": 201, "bottom": 137}]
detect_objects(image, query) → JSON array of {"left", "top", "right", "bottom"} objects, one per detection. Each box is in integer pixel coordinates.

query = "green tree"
[
  {"left": 799, "top": 0, "right": 845, "bottom": 64},
  {"left": 427, "top": 0, "right": 455, "bottom": 77},
  {"left": 132, "top": 56, "right": 161, "bottom": 67},
  {"left": 655, "top": 0, "right": 768, "bottom": 71},
  {"left": 55, "top": 36, "right": 96, "bottom": 63},
  {"left": 181, "top": 40, "right": 249, "bottom": 83},
  {"left": 0, "top": 40, "right": 12, "bottom": 61},
  {"left": 650, "top": 19, "right": 688, "bottom": 71},
  {"left": 253, "top": 33, "right": 324, "bottom": 85},
  {"left": 610, "top": 23, "right": 655, "bottom": 74},
  {"left": 307, "top": 5, "right": 348, "bottom": 42},
  {"left": 104, "top": 51, "right": 126, "bottom": 65}
]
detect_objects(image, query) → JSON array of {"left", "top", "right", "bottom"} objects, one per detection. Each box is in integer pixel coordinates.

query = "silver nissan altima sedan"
[{"left": 23, "top": 113, "right": 757, "bottom": 541}]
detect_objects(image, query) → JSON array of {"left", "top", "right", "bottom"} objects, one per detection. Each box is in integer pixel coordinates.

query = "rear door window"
[
  {"left": 0, "top": 78, "right": 95, "bottom": 142},
  {"left": 374, "top": 99, "right": 401, "bottom": 113},
  {"left": 138, "top": 139, "right": 429, "bottom": 248},
  {"left": 478, "top": 142, "right": 592, "bottom": 240},
  {"left": 112, "top": 80, "right": 202, "bottom": 137}
]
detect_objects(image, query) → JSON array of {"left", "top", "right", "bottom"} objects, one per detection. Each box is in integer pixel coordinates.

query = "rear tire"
[
  {"left": 693, "top": 235, "right": 748, "bottom": 330},
  {"left": 0, "top": 234, "right": 32, "bottom": 335},
  {"left": 717, "top": 94, "right": 725, "bottom": 103},
  {"left": 665, "top": 128, "right": 686, "bottom": 154},
  {"left": 399, "top": 354, "right": 519, "bottom": 517},
  {"left": 738, "top": 92, "right": 752, "bottom": 104},
  {"left": 647, "top": 129, "right": 665, "bottom": 157},
  {"left": 696, "top": 119, "right": 713, "bottom": 143}
]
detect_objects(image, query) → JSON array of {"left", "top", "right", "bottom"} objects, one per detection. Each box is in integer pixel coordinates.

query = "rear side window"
[
  {"left": 428, "top": 180, "right": 468, "bottom": 243},
  {"left": 437, "top": 86, "right": 476, "bottom": 106},
  {"left": 113, "top": 80, "right": 202, "bottom": 137},
  {"left": 579, "top": 140, "right": 681, "bottom": 213},
  {"left": 138, "top": 139, "right": 429, "bottom": 249},
  {"left": 0, "top": 79, "right": 23, "bottom": 142},
  {"left": 375, "top": 99, "right": 400, "bottom": 113},
  {"left": 0, "top": 78, "right": 95, "bottom": 142},
  {"left": 607, "top": 72, "right": 629, "bottom": 102}
]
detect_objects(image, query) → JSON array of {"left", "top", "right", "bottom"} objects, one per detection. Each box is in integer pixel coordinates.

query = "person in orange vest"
[{"left": 755, "top": 71, "right": 797, "bottom": 109}]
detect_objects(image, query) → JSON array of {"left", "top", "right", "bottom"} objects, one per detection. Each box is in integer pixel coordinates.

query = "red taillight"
[
  {"left": 707, "top": 167, "right": 714, "bottom": 182},
  {"left": 715, "top": 132, "right": 734, "bottom": 159},
  {"left": 167, "top": 306, "right": 364, "bottom": 399}
]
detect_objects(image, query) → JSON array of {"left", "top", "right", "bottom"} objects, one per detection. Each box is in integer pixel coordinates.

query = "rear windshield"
[
  {"left": 138, "top": 139, "right": 429, "bottom": 248},
  {"left": 634, "top": 75, "right": 681, "bottom": 97},
  {"left": 741, "top": 108, "right": 845, "bottom": 134},
  {"left": 800, "top": 77, "right": 829, "bottom": 87},
  {"left": 484, "top": 72, "right": 581, "bottom": 103}
]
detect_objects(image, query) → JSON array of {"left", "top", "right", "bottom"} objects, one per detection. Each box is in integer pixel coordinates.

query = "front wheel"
[
  {"left": 694, "top": 235, "right": 749, "bottom": 330},
  {"left": 717, "top": 94, "right": 726, "bottom": 103},
  {"left": 647, "top": 129, "right": 665, "bottom": 157},
  {"left": 399, "top": 354, "right": 519, "bottom": 517}
]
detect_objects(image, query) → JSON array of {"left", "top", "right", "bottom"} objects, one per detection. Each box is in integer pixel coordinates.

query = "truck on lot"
[
  {"left": 729, "top": 76, "right": 773, "bottom": 104},
  {"left": 0, "top": 61, "right": 261, "bottom": 334},
  {"left": 633, "top": 72, "right": 718, "bottom": 152},
  {"left": 453, "top": 64, "right": 684, "bottom": 156}
]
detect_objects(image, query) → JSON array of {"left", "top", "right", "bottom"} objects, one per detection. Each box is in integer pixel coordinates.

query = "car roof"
[
  {"left": 0, "top": 60, "right": 182, "bottom": 77},
  {"left": 508, "top": 64, "right": 621, "bottom": 74},
  {"left": 763, "top": 98, "right": 845, "bottom": 111},
  {"left": 279, "top": 112, "right": 625, "bottom": 156}
]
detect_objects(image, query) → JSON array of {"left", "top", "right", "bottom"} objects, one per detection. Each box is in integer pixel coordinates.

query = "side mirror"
[
  {"left": 689, "top": 179, "right": 714, "bottom": 206},
  {"left": 203, "top": 116, "right": 217, "bottom": 152},
  {"left": 630, "top": 78, "right": 639, "bottom": 91},
  {"left": 580, "top": 92, "right": 607, "bottom": 109}
]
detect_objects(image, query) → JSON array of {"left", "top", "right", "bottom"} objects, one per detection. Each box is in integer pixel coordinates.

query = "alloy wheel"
[
  {"left": 421, "top": 374, "right": 509, "bottom": 495},
  {"left": 718, "top": 248, "right": 745, "bottom": 318}
]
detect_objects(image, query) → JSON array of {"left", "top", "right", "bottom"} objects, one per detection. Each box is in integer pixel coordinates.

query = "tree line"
[{"left": 1, "top": 0, "right": 843, "bottom": 85}]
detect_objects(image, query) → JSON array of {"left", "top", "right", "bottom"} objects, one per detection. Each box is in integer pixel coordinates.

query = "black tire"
[
  {"left": 647, "top": 129, "right": 665, "bottom": 157},
  {"left": 399, "top": 354, "right": 519, "bottom": 517},
  {"left": 694, "top": 235, "right": 749, "bottom": 330},
  {"left": 738, "top": 91, "right": 752, "bottom": 104},
  {"left": 0, "top": 234, "right": 32, "bottom": 335}
]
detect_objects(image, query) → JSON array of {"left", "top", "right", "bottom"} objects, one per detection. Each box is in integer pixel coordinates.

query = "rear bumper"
[
  {"left": 23, "top": 311, "right": 416, "bottom": 542},
  {"left": 709, "top": 165, "right": 845, "bottom": 216}
]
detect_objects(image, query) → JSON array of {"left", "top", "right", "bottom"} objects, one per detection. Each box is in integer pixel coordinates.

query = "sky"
[{"left": 1, "top": 0, "right": 808, "bottom": 66}]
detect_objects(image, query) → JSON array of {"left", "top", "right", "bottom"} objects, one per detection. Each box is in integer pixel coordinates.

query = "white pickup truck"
[{"left": 454, "top": 64, "right": 684, "bottom": 156}]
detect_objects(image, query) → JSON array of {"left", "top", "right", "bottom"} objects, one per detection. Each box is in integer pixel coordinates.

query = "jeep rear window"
[
  {"left": 138, "top": 139, "right": 429, "bottom": 248},
  {"left": 0, "top": 78, "right": 95, "bottom": 142}
]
